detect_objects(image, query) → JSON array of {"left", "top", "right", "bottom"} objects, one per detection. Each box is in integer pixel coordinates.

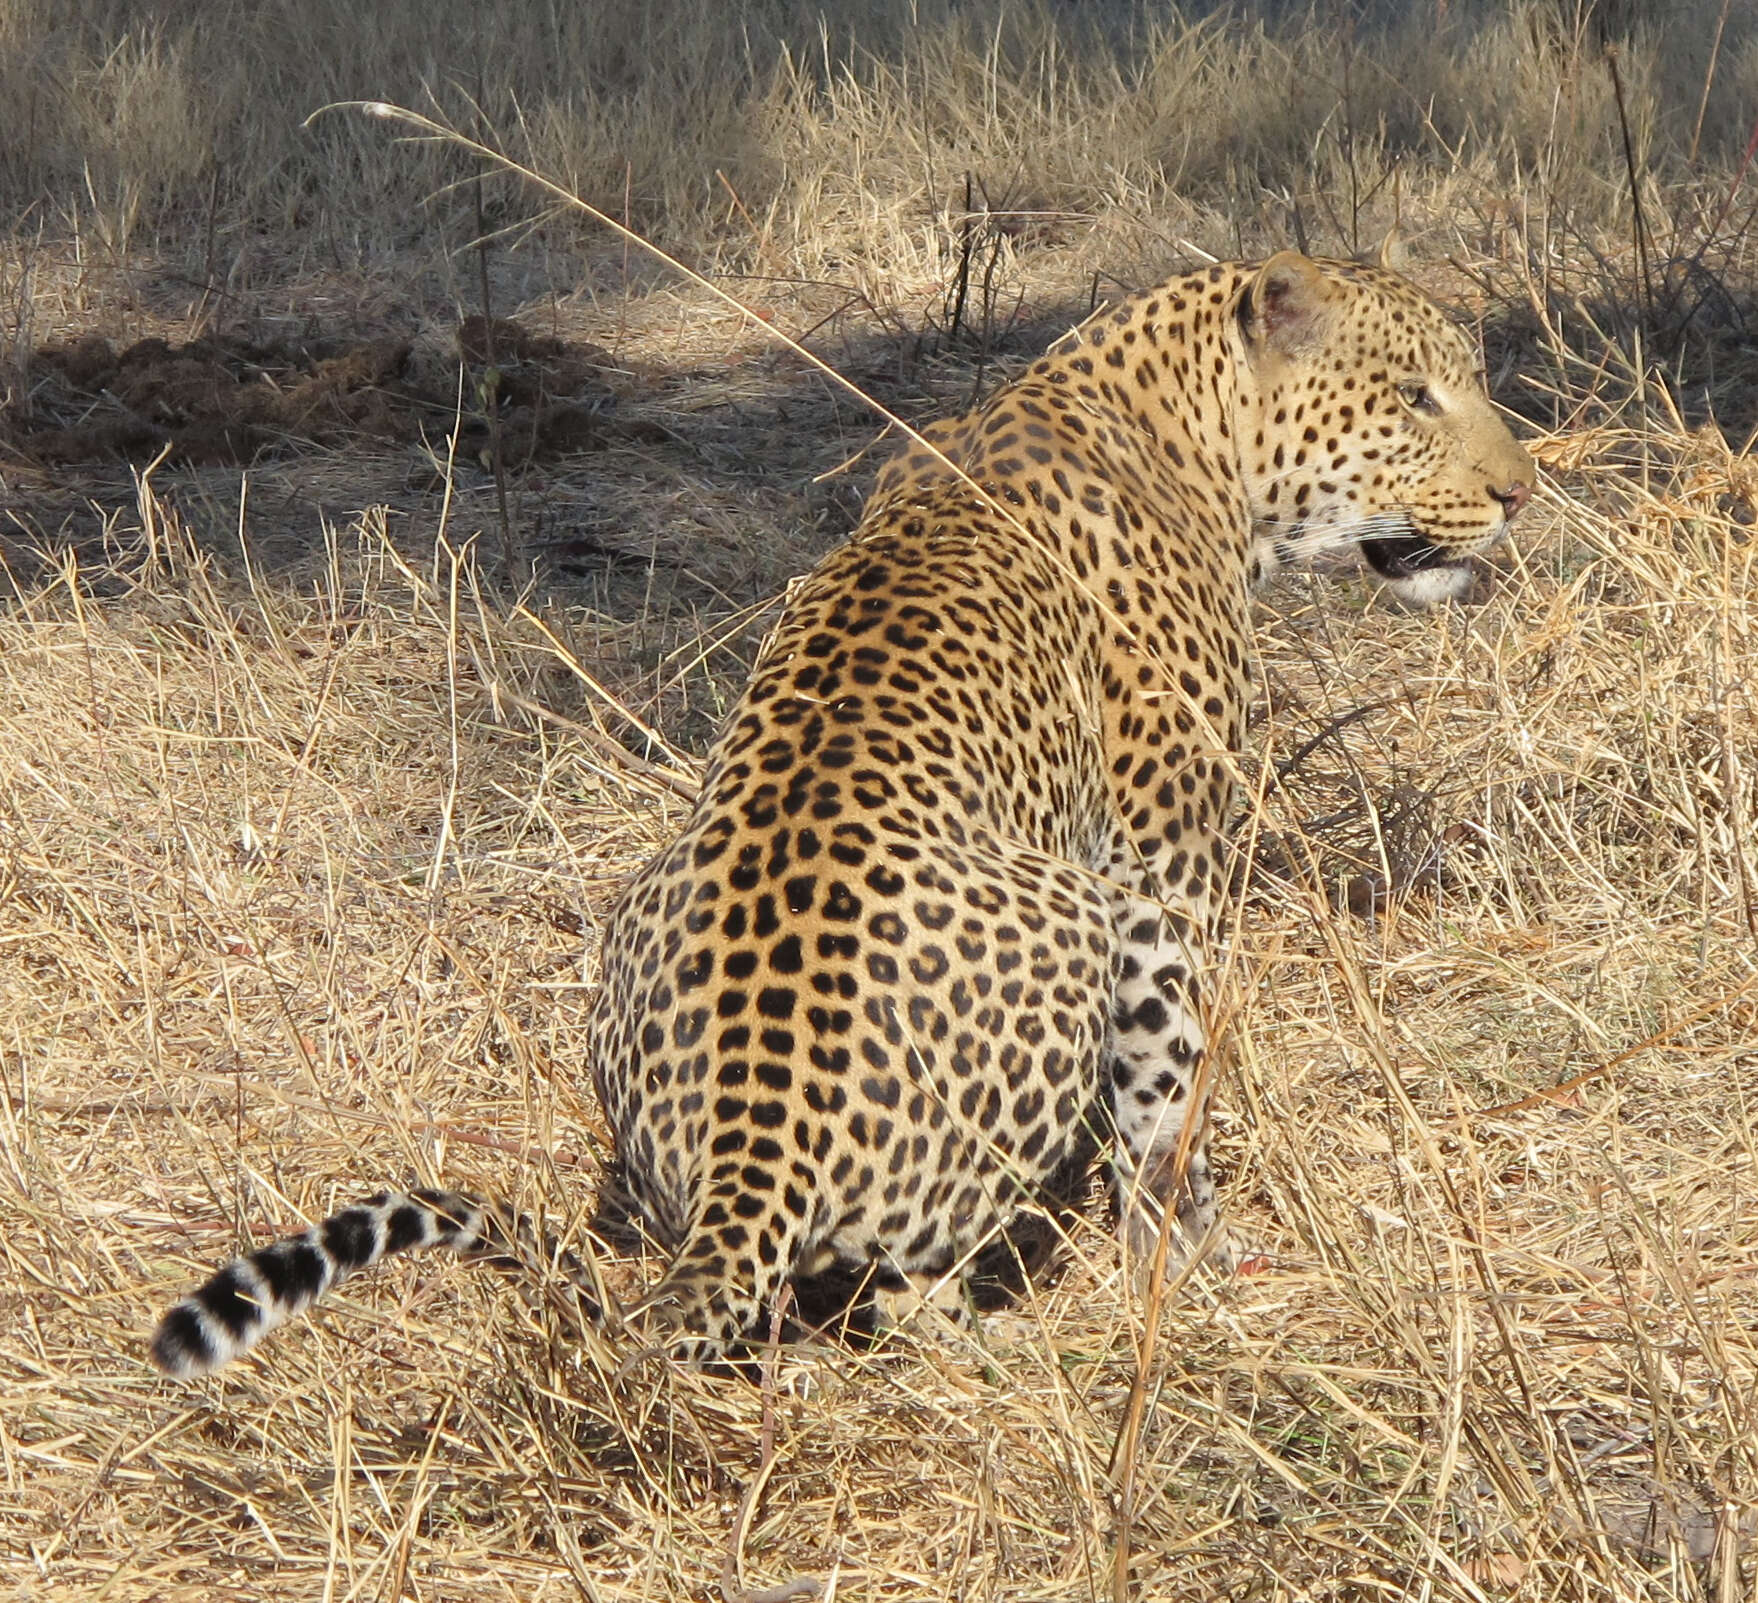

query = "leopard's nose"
[{"left": 1492, "top": 479, "right": 1532, "bottom": 518}]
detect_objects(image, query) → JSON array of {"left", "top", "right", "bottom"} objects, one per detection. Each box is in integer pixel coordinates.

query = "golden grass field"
[{"left": 1, "top": 0, "right": 1756, "bottom": 1597}]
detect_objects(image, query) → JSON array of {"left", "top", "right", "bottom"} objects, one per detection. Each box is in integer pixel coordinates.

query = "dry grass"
[
  {"left": 3, "top": 0, "right": 1757, "bottom": 301},
  {"left": 2, "top": 0, "right": 1757, "bottom": 1598}
]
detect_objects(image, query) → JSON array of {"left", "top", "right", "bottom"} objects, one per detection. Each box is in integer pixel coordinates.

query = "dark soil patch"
[{"left": 3, "top": 316, "right": 663, "bottom": 469}]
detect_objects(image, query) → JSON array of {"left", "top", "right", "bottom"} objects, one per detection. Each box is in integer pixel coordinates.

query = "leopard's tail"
[{"left": 149, "top": 1189, "right": 583, "bottom": 1377}]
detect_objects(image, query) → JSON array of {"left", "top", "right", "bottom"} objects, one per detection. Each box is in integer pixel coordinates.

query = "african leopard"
[{"left": 151, "top": 248, "right": 1533, "bottom": 1376}]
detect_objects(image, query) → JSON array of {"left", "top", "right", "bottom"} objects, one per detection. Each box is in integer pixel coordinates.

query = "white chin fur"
[{"left": 1384, "top": 563, "right": 1476, "bottom": 608}]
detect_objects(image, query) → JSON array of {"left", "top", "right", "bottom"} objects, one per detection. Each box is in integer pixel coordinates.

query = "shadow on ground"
[{"left": 0, "top": 286, "right": 1102, "bottom": 625}]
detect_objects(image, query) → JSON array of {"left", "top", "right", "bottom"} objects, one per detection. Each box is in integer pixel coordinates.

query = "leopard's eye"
[{"left": 1397, "top": 381, "right": 1439, "bottom": 414}]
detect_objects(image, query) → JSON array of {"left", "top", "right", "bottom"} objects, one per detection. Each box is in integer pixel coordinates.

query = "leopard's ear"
[
  {"left": 1240, "top": 252, "right": 1335, "bottom": 358},
  {"left": 1360, "top": 227, "right": 1408, "bottom": 273}
]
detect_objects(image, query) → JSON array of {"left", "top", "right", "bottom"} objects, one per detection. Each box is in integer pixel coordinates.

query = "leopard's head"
[{"left": 1235, "top": 249, "right": 1534, "bottom": 606}]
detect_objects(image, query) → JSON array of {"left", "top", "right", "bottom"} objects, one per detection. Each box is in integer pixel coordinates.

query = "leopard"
[{"left": 150, "top": 247, "right": 1533, "bottom": 1378}]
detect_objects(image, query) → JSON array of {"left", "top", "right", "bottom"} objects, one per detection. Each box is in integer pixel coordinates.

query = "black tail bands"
[{"left": 150, "top": 1189, "right": 513, "bottom": 1378}]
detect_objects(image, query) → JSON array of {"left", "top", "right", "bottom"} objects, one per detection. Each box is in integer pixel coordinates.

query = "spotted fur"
[{"left": 151, "top": 251, "right": 1533, "bottom": 1376}]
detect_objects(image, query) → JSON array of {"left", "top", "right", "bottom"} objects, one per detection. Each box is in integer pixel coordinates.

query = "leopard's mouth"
[{"left": 1360, "top": 530, "right": 1470, "bottom": 581}]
